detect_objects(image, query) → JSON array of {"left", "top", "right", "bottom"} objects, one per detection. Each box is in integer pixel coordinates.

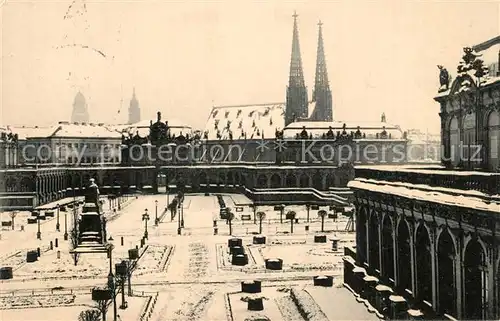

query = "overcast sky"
[{"left": 1, "top": 0, "right": 499, "bottom": 133}]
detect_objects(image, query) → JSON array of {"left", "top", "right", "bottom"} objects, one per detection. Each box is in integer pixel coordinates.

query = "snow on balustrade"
[
  {"left": 283, "top": 120, "right": 404, "bottom": 140},
  {"left": 348, "top": 178, "right": 500, "bottom": 212}
]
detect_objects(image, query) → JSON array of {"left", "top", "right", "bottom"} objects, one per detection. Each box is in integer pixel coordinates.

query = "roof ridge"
[{"left": 213, "top": 102, "right": 285, "bottom": 109}]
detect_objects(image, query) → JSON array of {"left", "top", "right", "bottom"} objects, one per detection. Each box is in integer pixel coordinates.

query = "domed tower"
[
  {"left": 71, "top": 91, "right": 89, "bottom": 123},
  {"left": 128, "top": 87, "right": 141, "bottom": 124}
]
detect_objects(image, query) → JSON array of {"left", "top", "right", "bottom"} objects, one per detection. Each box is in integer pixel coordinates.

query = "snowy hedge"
[{"left": 289, "top": 288, "right": 328, "bottom": 321}]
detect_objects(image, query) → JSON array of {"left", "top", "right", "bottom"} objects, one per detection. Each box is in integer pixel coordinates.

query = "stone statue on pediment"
[
  {"left": 438, "top": 65, "right": 450, "bottom": 91},
  {"left": 150, "top": 111, "right": 168, "bottom": 146},
  {"left": 326, "top": 126, "right": 334, "bottom": 139},
  {"left": 300, "top": 126, "right": 308, "bottom": 139},
  {"left": 380, "top": 126, "right": 388, "bottom": 139},
  {"left": 355, "top": 126, "right": 362, "bottom": 139}
]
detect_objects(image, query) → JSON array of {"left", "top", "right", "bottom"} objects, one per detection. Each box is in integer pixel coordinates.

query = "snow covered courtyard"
[{"left": 0, "top": 193, "right": 377, "bottom": 320}]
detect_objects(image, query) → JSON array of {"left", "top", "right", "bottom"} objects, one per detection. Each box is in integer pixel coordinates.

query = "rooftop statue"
[
  {"left": 150, "top": 111, "right": 169, "bottom": 145},
  {"left": 300, "top": 126, "right": 308, "bottom": 139},
  {"left": 438, "top": 65, "right": 450, "bottom": 91},
  {"left": 326, "top": 126, "right": 334, "bottom": 139}
]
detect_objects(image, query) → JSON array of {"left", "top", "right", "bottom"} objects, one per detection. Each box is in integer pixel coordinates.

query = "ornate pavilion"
[{"left": 344, "top": 35, "right": 500, "bottom": 320}]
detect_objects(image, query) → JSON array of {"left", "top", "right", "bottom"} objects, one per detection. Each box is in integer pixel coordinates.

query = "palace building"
[
  {"left": 344, "top": 35, "right": 500, "bottom": 320},
  {"left": 435, "top": 36, "right": 500, "bottom": 171}
]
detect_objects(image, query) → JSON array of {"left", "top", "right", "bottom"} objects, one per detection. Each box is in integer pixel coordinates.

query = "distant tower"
[
  {"left": 128, "top": 88, "right": 140, "bottom": 124},
  {"left": 285, "top": 11, "right": 309, "bottom": 126},
  {"left": 309, "top": 20, "right": 333, "bottom": 122},
  {"left": 71, "top": 91, "right": 89, "bottom": 123},
  {"left": 381, "top": 112, "right": 386, "bottom": 123}
]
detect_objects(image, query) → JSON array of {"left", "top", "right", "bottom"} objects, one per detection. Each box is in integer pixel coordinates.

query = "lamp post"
[
  {"left": 64, "top": 208, "right": 68, "bottom": 240},
  {"left": 73, "top": 187, "right": 77, "bottom": 233},
  {"left": 142, "top": 209, "right": 149, "bottom": 239},
  {"left": 56, "top": 204, "right": 60, "bottom": 232},
  {"left": 36, "top": 215, "right": 42, "bottom": 240},
  {"left": 177, "top": 201, "right": 181, "bottom": 235},
  {"left": 180, "top": 199, "right": 184, "bottom": 228},
  {"left": 107, "top": 242, "right": 117, "bottom": 321},
  {"left": 155, "top": 200, "right": 158, "bottom": 226}
]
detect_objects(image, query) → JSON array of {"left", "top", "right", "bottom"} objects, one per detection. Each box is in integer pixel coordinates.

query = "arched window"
[
  {"left": 463, "top": 113, "right": 476, "bottom": 166},
  {"left": 449, "top": 117, "right": 460, "bottom": 165},
  {"left": 488, "top": 111, "right": 500, "bottom": 170}
]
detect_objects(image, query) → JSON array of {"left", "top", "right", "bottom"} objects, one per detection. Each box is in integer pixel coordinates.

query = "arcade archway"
[
  {"left": 415, "top": 224, "right": 432, "bottom": 303},
  {"left": 463, "top": 238, "right": 487, "bottom": 320},
  {"left": 397, "top": 219, "right": 411, "bottom": 292},
  {"left": 368, "top": 211, "right": 380, "bottom": 271},
  {"left": 357, "top": 207, "right": 367, "bottom": 264},
  {"left": 382, "top": 215, "right": 394, "bottom": 283},
  {"left": 256, "top": 174, "right": 267, "bottom": 188},
  {"left": 437, "top": 228, "right": 456, "bottom": 316},
  {"left": 270, "top": 174, "right": 281, "bottom": 188},
  {"left": 285, "top": 174, "right": 296, "bottom": 188}
]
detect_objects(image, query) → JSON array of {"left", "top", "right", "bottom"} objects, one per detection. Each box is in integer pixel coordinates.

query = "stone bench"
[
  {"left": 247, "top": 297, "right": 264, "bottom": 311},
  {"left": 232, "top": 254, "right": 248, "bottom": 266},
  {"left": 0, "top": 267, "right": 13, "bottom": 280},
  {"left": 314, "top": 235, "right": 327, "bottom": 243},
  {"left": 265, "top": 258, "right": 283, "bottom": 270},
  {"left": 241, "top": 280, "right": 261, "bottom": 293},
  {"left": 228, "top": 237, "right": 242, "bottom": 248},
  {"left": 229, "top": 246, "right": 245, "bottom": 256},
  {"left": 313, "top": 275, "right": 333, "bottom": 287},
  {"left": 253, "top": 235, "right": 266, "bottom": 245}
]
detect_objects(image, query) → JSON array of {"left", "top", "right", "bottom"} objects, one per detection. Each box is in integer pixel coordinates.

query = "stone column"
[
  {"left": 365, "top": 204, "right": 371, "bottom": 267},
  {"left": 407, "top": 216, "right": 417, "bottom": 298},
  {"left": 429, "top": 222, "right": 438, "bottom": 309},
  {"left": 392, "top": 212, "right": 398, "bottom": 286},
  {"left": 487, "top": 240, "right": 495, "bottom": 319},
  {"left": 377, "top": 210, "right": 382, "bottom": 277},
  {"left": 455, "top": 230, "right": 463, "bottom": 320}
]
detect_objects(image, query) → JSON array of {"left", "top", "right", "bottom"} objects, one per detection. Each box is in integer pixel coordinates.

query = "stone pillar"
[
  {"left": 392, "top": 213, "right": 398, "bottom": 287},
  {"left": 408, "top": 216, "right": 417, "bottom": 298},
  {"left": 365, "top": 203, "right": 371, "bottom": 267},
  {"left": 455, "top": 230, "right": 463, "bottom": 320},
  {"left": 429, "top": 223, "right": 438, "bottom": 309},
  {"left": 377, "top": 211, "right": 382, "bottom": 277},
  {"left": 487, "top": 241, "right": 495, "bottom": 319}
]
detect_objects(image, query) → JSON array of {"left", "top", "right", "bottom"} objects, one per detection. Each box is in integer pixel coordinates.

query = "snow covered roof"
[
  {"left": 349, "top": 178, "right": 500, "bottom": 212},
  {"left": 203, "top": 103, "right": 285, "bottom": 140},
  {"left": 283, "top": 120, "right": 404, "bottom": 139},
  {"left": 12, "top": 122, "right": 121, "bottom": 139},
  {"left": 11, "top": 126, "right": 56, "bottom": 140},
  {"left": 52, "top": 123, "right": 121, "bottom": 138}
]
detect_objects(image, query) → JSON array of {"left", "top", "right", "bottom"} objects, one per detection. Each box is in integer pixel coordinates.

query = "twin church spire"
[{"left": 285, "top": 12, "right": 333, "bottom": 126}]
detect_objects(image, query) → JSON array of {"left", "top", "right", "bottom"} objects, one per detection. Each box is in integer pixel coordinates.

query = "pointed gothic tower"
[
  {"left": 71, "top": 91, "right": 89, "bottom": 123},
  {"left": 310, "top": 21, "right": 333, "bottom": 122},
  {"left": 285, "top": 11, "right": 309, "bottom": 126},
  {"left": 128, "top": 88, "right": 141, "bottom": 124}
]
